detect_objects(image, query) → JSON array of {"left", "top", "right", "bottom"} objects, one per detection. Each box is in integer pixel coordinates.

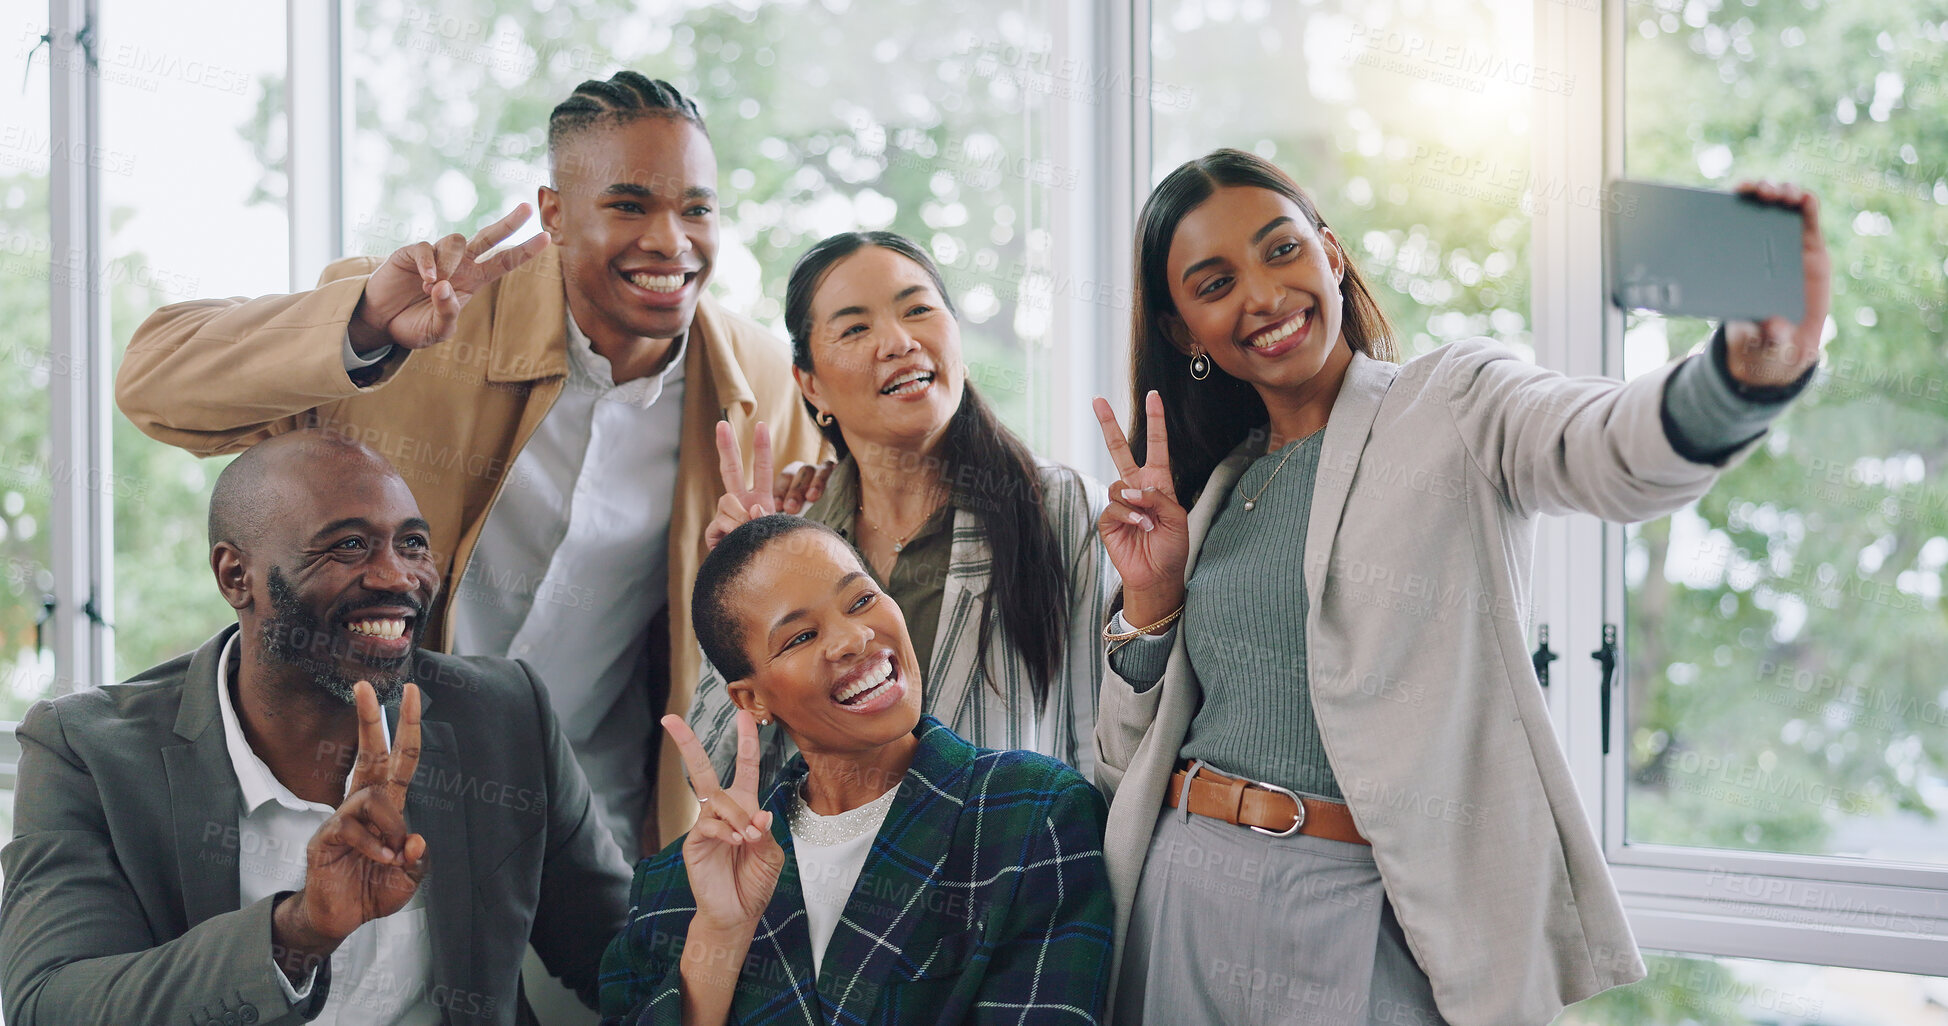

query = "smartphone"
[{"left": 1607, "top": 179, "right": 1804, "bottom": 322}]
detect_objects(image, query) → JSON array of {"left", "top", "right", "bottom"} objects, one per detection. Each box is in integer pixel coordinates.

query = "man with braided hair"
[{"left": 118, "top": 72, "right": 824, "bottom": 858}]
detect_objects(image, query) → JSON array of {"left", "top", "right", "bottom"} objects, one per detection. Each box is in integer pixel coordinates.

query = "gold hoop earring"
[
  {"left": 1189, "top": 349, "right": 1211, "bottom": 381},
  {"left": 816, "top": 411, "right": 835, "bottom": 427}
]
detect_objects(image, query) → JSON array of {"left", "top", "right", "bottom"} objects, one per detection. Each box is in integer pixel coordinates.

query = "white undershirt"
[
  {"left": 216, "top": 634, "right": 438, "bottom": 1025},
  {"left": 789, "top": 786, "right": 898, "bottom": 974}
]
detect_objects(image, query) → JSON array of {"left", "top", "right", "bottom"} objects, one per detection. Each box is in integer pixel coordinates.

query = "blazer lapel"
[
  {"left": 165, "top": 629, "right": 244, "bottom": 927},
  {"left": 1302, "top": 352, "right": 1400, "bottom": 606},
  {"left": 405, "top": 706, "right": 475, "bottom": 1006},
  {"left": 485, "top": 245, "right": 567, "bottom": 384},
  {"left": 925, "top": 507, "right": 986, "bottom": 727},
  {"left": 731, "top": 782, "right": 819, "bottom": 1021},
  {"left": 816, "top": 723, "right": 966, "bottom": 1022}
]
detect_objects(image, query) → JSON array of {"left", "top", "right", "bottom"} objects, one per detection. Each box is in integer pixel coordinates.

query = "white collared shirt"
[
  {"left": 215, "top": 635, "right": 438, "bottom": 1025},
  {"left": 446, "top": 313, "right": 687, "bottom": 856}
]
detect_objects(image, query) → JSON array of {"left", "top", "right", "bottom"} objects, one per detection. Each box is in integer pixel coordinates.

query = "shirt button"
[{"left": 515, "top": 643, "right": 532, "bottom": 655}]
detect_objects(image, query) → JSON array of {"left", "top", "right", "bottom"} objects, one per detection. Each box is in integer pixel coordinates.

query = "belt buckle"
[{"left": 1247, "top": 778, "right": 1306, "bottom": 837}]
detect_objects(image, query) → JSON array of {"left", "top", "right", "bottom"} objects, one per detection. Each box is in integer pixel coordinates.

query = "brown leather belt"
[{"left": 1165, "top": 762, "right": 1368, "bottom": 845}]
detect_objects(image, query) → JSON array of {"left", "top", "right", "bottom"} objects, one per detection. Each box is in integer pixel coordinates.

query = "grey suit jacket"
[
  {"left": 0, "top": 625, "right": 634, "bottom": 1026},
  {"left": 1098, "top": 340, "right": 1766, "bottom": 1026}
]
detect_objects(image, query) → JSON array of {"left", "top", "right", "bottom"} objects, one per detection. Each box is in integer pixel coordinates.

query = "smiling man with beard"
[{"left": 0, "top": 431, "right": 632, "bottom": 1026}]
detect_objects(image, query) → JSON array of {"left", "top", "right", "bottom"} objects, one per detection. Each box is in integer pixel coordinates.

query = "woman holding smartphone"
[
  {"left": 690, "top": 231, "right": 1116, "bottom": 786},
  {"left": 1092, "top": 150, "right": 1827, "bottom": 1026}
]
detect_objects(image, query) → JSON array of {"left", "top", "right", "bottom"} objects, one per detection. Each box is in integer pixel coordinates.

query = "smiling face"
[
  {"left": 1165, "top": 185, "right": 1352, "bottom": 396},
  {"left": 540, "top": 115, "right": 719, "bottom": 347},
  {"left": 233, "top": 453, "right": 441, "bottom": 704},
  {"left": 795, "top": 245, "right": 965, "bottom": 456},
  {"left": 724, "top": 528, "right": 924, "bottom": 756}
]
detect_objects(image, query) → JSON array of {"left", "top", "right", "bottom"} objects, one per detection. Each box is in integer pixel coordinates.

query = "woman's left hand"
[
  {"left": 1723, "top": 181, "right": 1830, "bottom": 388},
  {"left": 706, "top": 420, "right": 781, "bottom": 552}
]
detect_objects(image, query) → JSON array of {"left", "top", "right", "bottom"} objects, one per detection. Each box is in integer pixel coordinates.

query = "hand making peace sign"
[
  {"left": 706, "top": 420, "right": 781, "bottom": 551},
  {"left": 281, "top": 681, "right": 427, "bottom": 956},
  {"left": 704, "top": 420, "right": 837, "bottom": 550},
  {"left": 349, "top": 203, "right": 553, "bottom": 354},
  {"left": 1094, "top": 391, "right": 1191, "bottom": 626},
  {"left": 664, "top": 711, "right": 784, "bottom": 932}
]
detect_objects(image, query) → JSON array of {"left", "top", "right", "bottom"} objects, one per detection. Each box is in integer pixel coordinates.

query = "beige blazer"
[
  {"left": 114, "top": 248, "right": 823, "bottom": 845},
  {"left": 1097, "top": 339, "right": 1761, "bottom": 1026}
]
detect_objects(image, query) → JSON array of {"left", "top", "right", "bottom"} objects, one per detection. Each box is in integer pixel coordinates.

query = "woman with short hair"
[{"left": 601, "top": 514, "right": 1113, "bottom": 1025}]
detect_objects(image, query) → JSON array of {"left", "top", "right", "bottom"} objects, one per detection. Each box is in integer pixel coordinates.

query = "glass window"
[
  {"left": 1150, "top": 0, "right": 1541, "bottom": 359},
  {"left": 1, "top": 18, "right": 56, "bottom": 758},
  {"left": 102, "top": 1, "right": 287, "bottom": 678},
  {"left": 1619, "top": 0, "right": 1948, "bottom": 865},
  {"left": 347, "top": 0, "right": 1067, "bottom": 445},
  {"left": 1560, "top": 951, "right": 1948, "bottom": 1025}
]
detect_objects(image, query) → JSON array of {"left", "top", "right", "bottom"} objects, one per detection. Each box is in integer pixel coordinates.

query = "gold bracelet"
[{"left": 1103, "top": 603, "right": 1184, "bottom": 643}]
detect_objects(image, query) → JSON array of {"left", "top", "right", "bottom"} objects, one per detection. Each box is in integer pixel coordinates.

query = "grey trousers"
[{"left": 1115, "top": 799, "right": 1449, "bottom": 1026}]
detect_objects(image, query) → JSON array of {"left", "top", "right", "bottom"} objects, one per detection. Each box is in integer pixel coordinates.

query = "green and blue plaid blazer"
[{"left": 598, "top": 717, "right": 1113, "bottom": 1025}]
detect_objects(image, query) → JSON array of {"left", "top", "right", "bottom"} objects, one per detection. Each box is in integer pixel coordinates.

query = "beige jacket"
[
  {"left": 115, "top": 247, "right": 822, "bottom": 844},
  {"left": 1098, "top": 339, "right": 1759, "bottom": 1026}
]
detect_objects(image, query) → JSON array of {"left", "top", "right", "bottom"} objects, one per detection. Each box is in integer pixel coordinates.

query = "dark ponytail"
[{"left": 785, "top": 232, "right": 1069, "bottom": 708}]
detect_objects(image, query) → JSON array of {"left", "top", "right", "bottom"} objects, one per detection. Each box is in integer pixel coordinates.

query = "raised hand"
[
  {"left": 705, "top": 420, "right": 779, "bottom": 551},
  {"left": 1724, "top": 181, "right": 1830, "bottom": 388},
  {"left": 665, "top": 712, "right": 784, "bottom": 932},
  {"left": 273, "top": 681, "right": 426, "bottom": 980},
  {"left": 774, "top": 459, "right": 836, "bottom": 515},
  {"left": 349, "top": 203, "right": 552, "bottom": 354},
  {"left": 1094, "top": 391, "right": 1191, "bottom": 628}
]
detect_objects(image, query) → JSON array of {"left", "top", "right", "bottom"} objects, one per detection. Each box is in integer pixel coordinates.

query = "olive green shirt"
[{"left": 804, "top": 456, "right": 952, "bottom": 677}]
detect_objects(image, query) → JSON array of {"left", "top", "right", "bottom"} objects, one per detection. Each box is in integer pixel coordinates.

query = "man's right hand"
[
  {"left": 348, "top": 204, "right": 551, "bottom": 355},
  {"left": 272, "top": 681, "right": 426, "bottom": 984}
]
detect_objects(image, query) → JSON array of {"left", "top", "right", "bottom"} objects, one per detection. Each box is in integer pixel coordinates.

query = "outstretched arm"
[{"left": 115, "top": 205, "right": 548, "bottom": 456}]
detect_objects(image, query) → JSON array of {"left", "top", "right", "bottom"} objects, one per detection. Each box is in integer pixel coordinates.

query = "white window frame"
[
  {"left": 9, "top": 0, "right": 334, "bottom": 781},
  {"left": 1536, "top": 0, "right": 1948, "bottom": 977},
  {"left": 9, "top": 0, "right": 116, "bottom": 789}
]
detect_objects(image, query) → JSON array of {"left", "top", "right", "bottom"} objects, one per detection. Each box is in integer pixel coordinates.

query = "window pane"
[
  {"left": 349, "top": 0, "right": 1062, "bottom": 445},
  {"left": 1558, "top": 950, "right": 1946, "bottom": 1025},
  {"left": 103, "top": 0, "right": 286, "bottom": 678},
  {"left": 1151, "top": 0, "right": 1538, "bottom": 358},
  {"left": 1621, "top": 0, "right": 1948, "bottom": 863},
  {"left": 1, "top": 24, "right": 55, "bottom": 734}
]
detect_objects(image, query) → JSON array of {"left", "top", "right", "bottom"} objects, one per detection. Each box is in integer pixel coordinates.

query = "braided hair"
[{"left": 547, "top": 70, "right": 707, "bottom": 161}]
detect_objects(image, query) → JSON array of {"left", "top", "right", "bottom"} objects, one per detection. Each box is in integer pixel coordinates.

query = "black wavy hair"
[
  {"left": 783, "top": 231, "right": 1069, "bottom": 709},
  {"left": 1131, "top": 149, "right": 1397, "bottom": 504}
]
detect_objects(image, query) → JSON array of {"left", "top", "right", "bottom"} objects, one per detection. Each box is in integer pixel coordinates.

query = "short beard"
[{"left": 260, "top": 567, "right": 413, "bottom": 705}]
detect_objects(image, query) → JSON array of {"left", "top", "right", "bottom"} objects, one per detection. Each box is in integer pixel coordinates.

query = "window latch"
[
  {"left": 82, "top": 596, "right": 114, "bottom": 630},
  {"left": 1591, "top": 623, "right": 1618, "bottom": 754},
  {"left": 35, "top": 594, "right": 55, "bottom": 654},
  {"left": 1530, "top": 624, "right": 1559, "bottom": 689}
]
